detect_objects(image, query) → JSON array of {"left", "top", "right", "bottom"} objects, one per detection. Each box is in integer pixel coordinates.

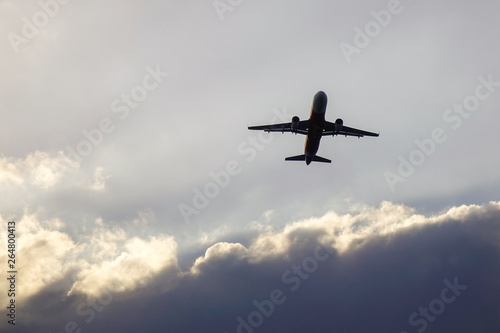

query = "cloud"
[
  {"left": 0, "top": 151, "right": 75, "bottom": 189},
  {"left": 185, "top": 200, "right": 500, "bottom": 333},
  {"left": 0, "top": 214, "right": 75, "bottom": 301},
  {"left": 85, "top": 167, "right": 111, "bottom": 192},
  {"left": 68, "top": 234, "right": 180, "bottom": 298},
  {"left": 2, "top": 200, "right": 500, "bottom": 332},
  {"left": 0, "top": 150, "right": 111, "bottom": 190},
  {"left": 0, "top": 214, "right": 181, "bottom": 320}
]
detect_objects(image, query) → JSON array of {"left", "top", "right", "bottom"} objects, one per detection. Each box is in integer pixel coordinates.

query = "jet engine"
[
  {"left": 291, "top": 116, "right": 300, "bottom": 132},
  {"left": 335, "top": 118, "right": 343, "bottom": 132}
]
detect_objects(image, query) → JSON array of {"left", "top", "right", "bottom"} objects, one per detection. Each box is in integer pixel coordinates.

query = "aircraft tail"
[
  {"left": 285, "top": 154, "right": 306, "bottom": 161},
  {"left": 312, "top": 155, "right": 331, "bottom": 163},
  {"left": 285, "top": 154, "right": 331, "bottom": 163}
]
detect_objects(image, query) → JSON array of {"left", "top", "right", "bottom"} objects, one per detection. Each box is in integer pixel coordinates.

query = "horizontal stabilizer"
[
  {"left": 285, "top": 154, "right": 306, "bottom": 161},
  {"left": 312, "top": 155, "right": 331, "bottom": 163},
  {"left": 285, "top": 154, "right": 332, "bottom": 163}
]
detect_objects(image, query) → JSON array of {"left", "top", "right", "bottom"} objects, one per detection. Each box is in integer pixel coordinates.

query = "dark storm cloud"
[{"left": 4, "top": 201, "right": 499, "bottom": 332}]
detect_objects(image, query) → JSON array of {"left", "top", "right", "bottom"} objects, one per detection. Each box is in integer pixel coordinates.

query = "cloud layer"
[{"left": 2, "top": 200, "right": 499, "bottom": 332}]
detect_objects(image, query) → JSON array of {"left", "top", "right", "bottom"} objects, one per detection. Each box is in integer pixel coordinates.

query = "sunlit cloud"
[
  {"left": 0, "top": 214, "right": 75, "bottom": 301},
  {"left": 86, "top": 167, "right": 111, "bottom": 192},
  {"left": 68, "top": 235, "right": 180, "bottom": 298},
  {"left": 0, "top": 151, "right": 77, "bottom": 189}
]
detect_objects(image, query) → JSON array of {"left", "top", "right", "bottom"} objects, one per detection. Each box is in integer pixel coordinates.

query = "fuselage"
[{"left": 304, "top": 91, "right": 327, "bottom": 164}]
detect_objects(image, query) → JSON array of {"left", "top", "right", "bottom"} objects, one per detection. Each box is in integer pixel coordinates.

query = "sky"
[{"left": 0, "top": 0, "right": 499, "bottom": 332}]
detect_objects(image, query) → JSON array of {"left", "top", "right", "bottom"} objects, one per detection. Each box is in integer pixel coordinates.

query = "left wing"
[
  {"left": 322, "top": 121, "right": 379, "bottom": 137},
  {"left": 248, "top": 120, "right": 309, "bottom": 135}
]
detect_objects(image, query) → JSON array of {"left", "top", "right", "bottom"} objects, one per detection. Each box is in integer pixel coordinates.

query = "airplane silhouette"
[{"left": 248, "top": 91, "right": 379, "bottom": 165}]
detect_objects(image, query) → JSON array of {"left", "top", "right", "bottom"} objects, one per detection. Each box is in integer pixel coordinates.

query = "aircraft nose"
[
  {"left": 315, "top": 91, "right": 327, "bottom": 99},
  {"left": 313, "top": 91, "right": 328, "bottom": 114}
]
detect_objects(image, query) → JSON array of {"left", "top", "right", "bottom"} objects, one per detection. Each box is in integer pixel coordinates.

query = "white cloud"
[
  {"left": 68, "top": 235, "right": 180, "bottom": 297},
  {"left": 0, "top": 213, "right": 181, "bottom": 306},
  {"left": 0, "top": 158, "right": 23, "bottom": 184},
  {"left": 262, "top": 209, "right": 274, "bottom": 221},
  {"left": 191, "top": 200, "right": 500, "bottom": 269},
  {"left": 191, "top": 242, "right": 248, "bottom": 275},
  {"left": 87, "top": 167, "right": 111, "bottom": 192},
  {"left": 132, "top": 210, "right": 153, "bottom": 225},
  {"left": 0, "top": 214, "right": 75, "bottom": 302},
  {"left": 0, "top": 151, "right": 77, "bottom": 189}
]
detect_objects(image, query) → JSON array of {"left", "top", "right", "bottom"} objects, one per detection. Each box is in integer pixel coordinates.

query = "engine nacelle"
[
  {"left": 291, "top": 116, "right": 300, "bottom": 132},
  {"left": 335, "top": 118, "right": 343, "bottom": 132}
]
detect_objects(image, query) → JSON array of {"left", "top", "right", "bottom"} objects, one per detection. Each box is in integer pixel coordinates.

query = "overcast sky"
[{"left": 1, "top": 0, "right": 499, "bottom": 332}]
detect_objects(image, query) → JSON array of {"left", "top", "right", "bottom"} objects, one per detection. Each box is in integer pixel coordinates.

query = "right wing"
[
  {"left": 248, "top": 120, "right": 309, "bottom": 135},
  {"left": 322, "top": 122, "right": 379, "bottom": 137}
]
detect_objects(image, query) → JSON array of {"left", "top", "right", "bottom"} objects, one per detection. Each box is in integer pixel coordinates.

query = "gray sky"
[{"left": 1, "top": 0, "right": 499, "bottom": 332}]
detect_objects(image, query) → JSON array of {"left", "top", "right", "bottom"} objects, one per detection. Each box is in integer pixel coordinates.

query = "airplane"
[{"left": 248, "top": 91, "right": 379, "bottom": 165}]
